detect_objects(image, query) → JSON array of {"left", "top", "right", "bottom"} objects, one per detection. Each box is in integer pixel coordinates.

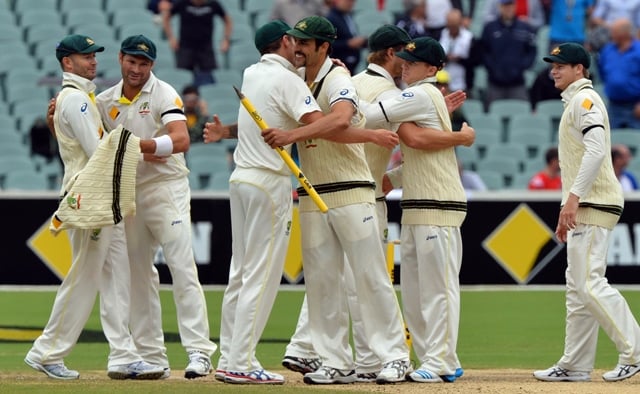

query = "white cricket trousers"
[
  {"left": 401, "top": 224, "right": 462, "bottom": 376},
  {"left": 27, "top": 223, "right": 141, "bottom": 367},
  {"left": 301, "top": 203, "right": 408, "bottom": 370},
  {"left": 217, "top": 169, "right": 292, "bottom": 372},
  {"left": 558, "top": 224, "right": 640, "bottom": 371},
  {"left": 285, "top": 200, "right": 389, "bottom": 373},
  {"left": 127, "top": 177, "right": 217, "bottom": 368}
]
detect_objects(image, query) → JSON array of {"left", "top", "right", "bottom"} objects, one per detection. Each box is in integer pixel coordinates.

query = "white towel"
[{"left": 50, "top": 125, "right": 140, "bottom": 235}]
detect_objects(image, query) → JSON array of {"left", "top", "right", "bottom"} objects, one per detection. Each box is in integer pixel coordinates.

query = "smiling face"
[
  {"left": 292, "top": 38, "right": 329, "bottom": 69},
  {"left": 548, "top": 62, "right": 584, "bottom": 91},
  {"left": 119, "top": 53, "right": 154, "bottom": 89}
]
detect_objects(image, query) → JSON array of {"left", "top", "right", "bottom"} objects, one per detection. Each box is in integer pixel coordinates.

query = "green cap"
[
  {"left": 396, "top": 37, "right": 446, "bottom": 68},
  {"left": 287, "top": 16, "right": 337, "bottom": 44},
  {"left": 120, "top": 35, "right": 156, "bottom": 61},
  {"left": 368, "top": 24, "right": 411, "bottom": 51},
  {"left": 254, "top": 20, "right": 291, "bottom": 52},
  {"left": 56, "top": 34, "right": 104, "bottom": 61},
  {"left": 543, "top": 42, "right": 590, "bottom": 68}
]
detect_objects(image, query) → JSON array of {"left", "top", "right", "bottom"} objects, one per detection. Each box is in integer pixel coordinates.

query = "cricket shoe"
[
  {"left": 407, "top": 366, "right": 444, "bottom": 383},
  {"left": 184, "top": 350, "right": 212, "bottom": 379},
  {"left": 533, "top": 365, "right": 590, "bottom": 382},
  {"left": 161, "top": 367, "right": 170, "bottom": 379},
  {"left": 282, "top": 355, "right": 321, "bottom": 374},
  {"left": 214, "top": 369, "right": 226, "bottom": 382},
  {"left": 24, "top": 357, "right": 79, "bottom": 380},
  {"left": 441, "top": 367, "right": 465, "bottom": 382},
  {"left": 225, "top": 369, "right": 285, "bottom": 384},
  {"left": 356, "top": 372, "right": 378, "bottom": 382},
  {"left": 107, "top": 361, "right": 164, "bottom": 380},
  {"left": 376, "top": 359, "right": 412, "bottom": 384},
  {"left": 602, "top": 364, "right": 640, "bottom": 382},
  {"left": 303, "top": 366, "right": 356, "bottom": 384}
]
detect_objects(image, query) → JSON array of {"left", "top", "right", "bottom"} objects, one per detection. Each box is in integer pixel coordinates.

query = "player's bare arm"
[
  {"left": 397, "top": 121, "right": 475, "bottom": 150},
  {"left": 141, "top": 120, "right": 189, "bottom": 162},
  {"left": 203, "top": 115, "right": 238, "bottom": 143}
]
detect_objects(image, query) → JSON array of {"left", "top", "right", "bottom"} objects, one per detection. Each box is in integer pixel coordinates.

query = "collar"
[
  {"left": 310, "top": 57, "right": 336, "bottom": 85},
  {"left": 61, "top": 72, "right": 96, "bottom": 94},
  {"left": 365, "top": 63, "right": 394, "bottom": 83},
  {"left": 561, "top": 78, "right": 592, "bottom": 104},
  {"left": 261, "top": 53, "right": 297, "bottom": 73},
  {"left": 408, "top": 75, "right": 438, "bottom": 88}
]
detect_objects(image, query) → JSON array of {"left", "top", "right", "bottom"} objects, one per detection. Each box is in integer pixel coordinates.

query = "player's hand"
[
  {"left": 262, "top": 128, "right": 292, "bottom": 148},
  {"left": 459, "top": 122, "right": 475, "bottom": 146},
  {"left": 330, "top": 57, "right": 349, "bottom": 72},
  {"left": 47, "top": 97, "right": 57, "bottom": 138},
  {"left": 370, "top": 129, "right": 399, "bottom": 149},
  {"left": 555, "top": 193, "right": 579, "bottom": 242},
  {"left": 203, "top": 115, "right": 225, "bottom": 143},
  {"left": 445, "top": 90, "right": 466, "bottom": 113},
  {"left": 382, "top": 173, "right": 394, "bottom": 195},
  {"left": 142, "top": 153, "right": 168, "bottom": 163}
]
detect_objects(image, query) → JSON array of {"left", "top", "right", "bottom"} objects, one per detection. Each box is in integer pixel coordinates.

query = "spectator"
[
  {"left": 591, "top": 0, "right": 640, "bottom": 31},
  {"left": 181, "top": 85, "right": 209, "bottom": 143},
  {"left": 529, "top": 66, "right": 561, "bottom": 111},
  {"left": 480, "top": 0, "right": 537, "bottom": 110},
  {"left": 598, "top": 18, "right": 640, "bottom": 129},
  {"left": 612, "top": 143, "right": 639, "bottom": 191},
  {"left": 482, "top": 0, "right": 546, "bottom": 31},
  {"left": 326, "top": 0, "right": 368, "bottom": 74},
  {"left": 269, "top": 0, "right": 329, "bottom": 27},
  {"left": 439, "top": 8, "right": 473, "bottom": 92},
  {"left": 528, "top": 146, "right": 561, "bottom": 190},
  {"left": 424, "top": 0, "right": 454, "bottom": 40},
  {"left": 159, "top": 0, "right": 232, "bottom": 86},
  {"left": 548, "top": 0, "right": 595, "bottom": 51},
  {"left": 30, "top": 116, "right": 57, "bottom": 162},
  {"left": 395, "top": 0, "right": 429, "bottom": 39},
  {"left": 458, "top": 158, "right": 487, "bottom": 190}
]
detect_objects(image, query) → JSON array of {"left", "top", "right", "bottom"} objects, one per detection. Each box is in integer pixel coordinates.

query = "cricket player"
[
  {"left": 96, "top": 35, "right": 217, "bottom": 379},
  {"left": 533, "top": 42, "right": 640, "bottom": 383},
  {"left": 25, "top": 34, "right": 164, "bottom": 381}
]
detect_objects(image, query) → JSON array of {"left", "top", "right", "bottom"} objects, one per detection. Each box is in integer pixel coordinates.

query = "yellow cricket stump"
[
  {"left": 386, "top": 239, "right": 412, "bottom": 350},
  {"left": 233, "top": 86, "right": 328, "bottom": 213}
]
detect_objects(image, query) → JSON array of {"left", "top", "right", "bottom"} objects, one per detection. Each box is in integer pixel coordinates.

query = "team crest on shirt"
[{"left": 138, "top": 101, "right": 151, "bottom": 115}]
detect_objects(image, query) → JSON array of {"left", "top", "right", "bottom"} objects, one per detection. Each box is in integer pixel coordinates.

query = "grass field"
[{"left": 1, "top": 287, "right": 639, "bottom": 393}]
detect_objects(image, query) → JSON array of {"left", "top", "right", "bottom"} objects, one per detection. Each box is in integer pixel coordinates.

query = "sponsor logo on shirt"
[
  {"left": 305, "top": 96, "right": 312, "bottom": 105},
  {"left": 340, "top": 89, "right": 349, "bottom": 96},
  {"left": 363, "top": 215, "right": 374, "bottom": 223},
  {"left": 80, "top": 103, "right": 88, "bottom": 112}
]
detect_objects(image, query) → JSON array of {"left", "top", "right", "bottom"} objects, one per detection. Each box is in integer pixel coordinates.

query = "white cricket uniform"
[
  {"left": 294, "top": 58, "right": 409, "bottom": 371},
  {"left": 554, "top": 78, "right": 640, "bottom": 371},
  {"left": 366, "top": 77, "right": 467, "bottom": 376},
  {"left": 216, "top": 54, "right": 321, "bottom": 374},
  {"left": 27, "top": 72, "right": 142, "bottom": 368},
  {"left": 97, "top": 72, "right": 217, "bottom": 368}
]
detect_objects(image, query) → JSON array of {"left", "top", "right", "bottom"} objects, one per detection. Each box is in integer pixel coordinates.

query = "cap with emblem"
[
  {"left": 396, "top": 37, "right": 446, "bottom": 68},
  {"left": 56, "top": 34, "right": 104, "bottom": 61},
  {"left": 543, "top": 42, "right": 590, "bottom": 68},
  {"left": 120, "top": 35, "right": 157, "bottom": 61},
  {"left": 286, "top": 16, "right": 337, "bottom": 44},
  {"left": 368, "top": 24, "right": 411, "bottom": 51},
  {"left": 255, "top": 20, "right": 291, "bottom": 52}
]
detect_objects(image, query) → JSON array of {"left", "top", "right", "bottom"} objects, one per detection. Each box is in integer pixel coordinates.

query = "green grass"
[{"left": 1, "top": 287, "right": 639, "bottom": 392}]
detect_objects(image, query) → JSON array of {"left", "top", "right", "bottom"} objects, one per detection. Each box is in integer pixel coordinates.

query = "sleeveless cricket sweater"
[
  {"left": 296, "top": 65, "right": 375, "bottom": 212},
  {"left": 400, "top": 81, "right": 467, "bottom": 226},
  {"left": 352, "top": 66, "right": 399, "bottom": 200}
]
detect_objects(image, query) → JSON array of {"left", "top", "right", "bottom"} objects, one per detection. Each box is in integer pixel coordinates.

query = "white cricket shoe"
[
  {"left": 303, "top": 366, "right": 356, "bottom": 384},
  {"left": 184, "top": 350, "right": 211, "bottom": 379},
  {"left": 24, "top": 357, "right": 79, "bottom": 380},
  {"left": 224, "top": 369, "right": 285, "bottom": 384},
  {"left": 376, "top": 359, "right": 412, "bottom": 384},
  {"left": 107, "top": 361, "right": 164, "bottom": 380},
  {"left": 533, "top": 365, "right": 590, "bottom": 382},
  {"left": 602, "top": 364, "right": 640, "bottom": 382}
]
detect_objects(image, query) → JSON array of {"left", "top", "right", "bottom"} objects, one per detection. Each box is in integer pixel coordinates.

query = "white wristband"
[{"left": 153, "top": 135, "right": 173, "bottom": 156}]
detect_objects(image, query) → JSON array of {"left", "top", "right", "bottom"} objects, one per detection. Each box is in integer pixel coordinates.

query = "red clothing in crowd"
[{"left": 528, "top": 171, "right": 562, "bottom": 190}]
